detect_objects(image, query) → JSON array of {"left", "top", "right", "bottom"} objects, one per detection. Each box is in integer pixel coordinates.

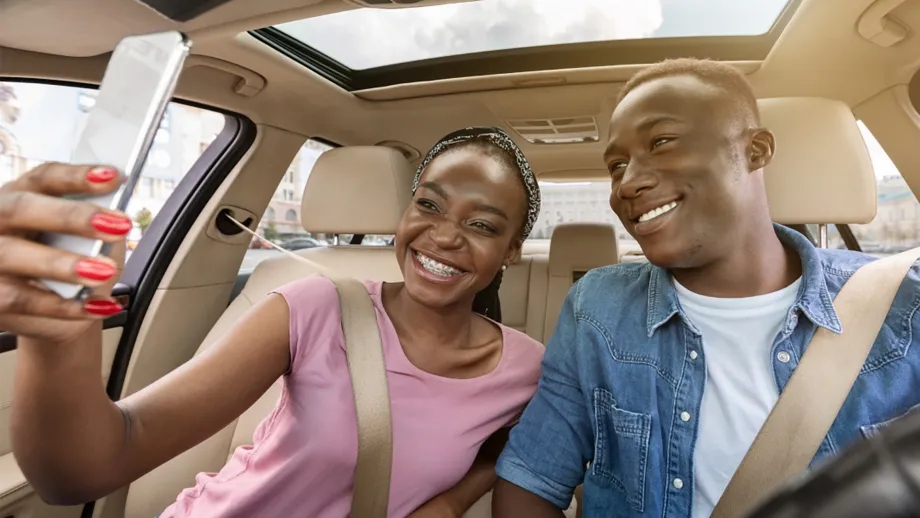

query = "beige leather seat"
[
  {"left": 760, "top": 97, "right": 876, "bottom": 225},
  {"left": 498, "top": 250, "right": 549, "bottom": 341},
  {"left": 543, "top": 223, "right": 619, "bottom": 341},
  {"left": 123, "top": 146, "right": 414, "bottom": 518}
]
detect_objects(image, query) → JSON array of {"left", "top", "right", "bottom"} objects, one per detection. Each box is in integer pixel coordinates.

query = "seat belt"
[
  {"left": 226, "top": 216, "right": 393, "bottom": 517},
  {"left": 327, "top": 274, "right": 393, "bottom": 517},
  {"left": 711, "top": 246, "right": 920, "bottom": 518}
]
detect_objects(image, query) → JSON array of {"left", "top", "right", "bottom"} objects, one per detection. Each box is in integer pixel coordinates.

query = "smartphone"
[{"left": 39, "top": 31, "right": 192, "bottom": 301}]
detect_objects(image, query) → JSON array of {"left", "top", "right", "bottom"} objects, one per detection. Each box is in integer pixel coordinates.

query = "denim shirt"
[{"left": 496, "top": 224, "right": 920, "bottom": 518}]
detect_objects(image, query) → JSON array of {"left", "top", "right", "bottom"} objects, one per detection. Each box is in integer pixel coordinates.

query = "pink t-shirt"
[{"left": 159, "top": 276, "right": 545, "bottom": 518}]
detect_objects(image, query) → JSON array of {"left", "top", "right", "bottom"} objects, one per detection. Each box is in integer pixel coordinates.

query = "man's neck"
[{"left": 670, "top": 223, "right": 802, "bottom": 298}]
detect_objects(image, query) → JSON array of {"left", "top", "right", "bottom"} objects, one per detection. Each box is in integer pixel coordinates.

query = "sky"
[
  {"left": 277, "top": 0, "right": 790, "bottom": 70},
  {"left": 858, "top": 121, "right": 901, "bottom": 180}
]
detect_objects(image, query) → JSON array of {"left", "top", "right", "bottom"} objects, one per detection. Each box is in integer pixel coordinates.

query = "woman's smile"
[{"left": 411, "top": 249, "right": 470, "bottom": 283}]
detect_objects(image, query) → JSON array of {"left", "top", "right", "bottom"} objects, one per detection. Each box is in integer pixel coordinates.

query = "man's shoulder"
[
  {"left": 815, "top": 247, "right": 920, "bottom": 295},
  {"left": 571, "top": 262, "right": 656, "bottom": 308},
  {"left": 815, "top": 248, "right": 920, "bottom": 364},
  {"left": 579, "top": 261, "right": 653, "bottom": 286},
  {"left": 814, "top": 247, "right": 877, "bottom": 279},
  {"left": 583, "top": 260, "right": 651, "bottom": 277}
]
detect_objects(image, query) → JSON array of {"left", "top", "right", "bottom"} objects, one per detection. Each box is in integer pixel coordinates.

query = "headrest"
[
  {"left": 300, "top": 146, "right": 415, "bottom": 234},
  {"left": 548, "top": 223, "right": 619, "bottom": 276},
  {"left": 761, "top": 97, "right": 877, "bottom": 225}
]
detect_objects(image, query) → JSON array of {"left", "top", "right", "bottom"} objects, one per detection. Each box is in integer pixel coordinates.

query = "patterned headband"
[{"left": 412, "top": 126, "right": 542, "bottom": 240}]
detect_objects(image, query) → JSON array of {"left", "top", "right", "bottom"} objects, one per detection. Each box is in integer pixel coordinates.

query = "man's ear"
[{"left": 748, "top": 128, "right": 776, "bottom": 172}]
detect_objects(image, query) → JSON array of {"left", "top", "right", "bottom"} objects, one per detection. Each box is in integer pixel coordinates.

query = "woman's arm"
[
  {"left": 3, "top": 162, "right": 294, "bottom": 505},
  {"left": 13, "top": 294, "right": 292, "bottom": 505},
  {"left": 409, "top": 428, "right": 510, "bottom": 517}
]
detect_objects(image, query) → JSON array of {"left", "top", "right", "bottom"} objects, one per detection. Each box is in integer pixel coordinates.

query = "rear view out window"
[{"left": 840, "top": 121, "right": 920, "bottom": 256}]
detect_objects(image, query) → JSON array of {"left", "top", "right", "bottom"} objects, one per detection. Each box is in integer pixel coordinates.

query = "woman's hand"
[
  {"left": 0, "top": 162, "right": 129, "bottom": 345},
  {"left": 407, "top": 495, "right": 463, "bottom": 518}
]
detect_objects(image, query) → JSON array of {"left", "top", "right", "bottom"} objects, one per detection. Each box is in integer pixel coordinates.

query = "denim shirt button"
[
  {"left": 777, "top": 351, "right": 792, "bottom": 363},
  {"left": 680, "top": 411, "right": 691, "bottom": 422},
  {"left": 689, "top": 350, "right": 699, "bottom": 360},
  {"left": 673, "top": 478, "right": 684, "bottom": 489}
]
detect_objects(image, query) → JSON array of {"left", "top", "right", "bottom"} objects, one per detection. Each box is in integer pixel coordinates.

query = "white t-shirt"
[{"left": 672, "top": 277, "right": 802, "bottom": 518}]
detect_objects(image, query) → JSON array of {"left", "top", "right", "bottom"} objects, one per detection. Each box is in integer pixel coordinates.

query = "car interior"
[{"left": 1, "top": 0, "right": 920, "bottom": 517}]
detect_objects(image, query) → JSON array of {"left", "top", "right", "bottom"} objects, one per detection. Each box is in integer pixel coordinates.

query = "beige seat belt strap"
[
  {"left": 225, "top": 216, "right": 393, "bottom": 517},
  {"left": 329, "top": 274, "right": 393, "bottom": 518},
  {"left": 712, "top": 246, "right": 920, "bottom": 518}
]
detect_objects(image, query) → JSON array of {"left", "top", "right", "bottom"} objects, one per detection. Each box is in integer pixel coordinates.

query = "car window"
[
  {"left": 243, "top": 139, "right": 333, "bottom": 270},
  {"left": 528, "top": 181, "right": 636, "bottom": 254},
  {"left": 527, "top": 121, "right": 916, "bottom": 259},
  {"left": 256, "top": 138, "right": 333, "bottom": 243},
  {"left": 840, "top": 121, "right": 917, "bottom": 256},
  {"left": 0, "top": 81, "right": 225, "bottom": 261}
]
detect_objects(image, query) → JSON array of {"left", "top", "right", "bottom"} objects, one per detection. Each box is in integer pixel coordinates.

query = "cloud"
[{"left": 277, "top": 0, "right": 664, "bottom": 69}]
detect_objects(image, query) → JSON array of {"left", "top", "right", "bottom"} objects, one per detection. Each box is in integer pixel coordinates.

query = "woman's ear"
[{"left": 503, "top": 241, "right": 522, "bottom": 269}]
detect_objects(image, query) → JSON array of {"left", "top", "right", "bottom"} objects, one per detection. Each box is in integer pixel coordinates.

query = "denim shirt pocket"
[
  {"left": 859, "top": 402, "right": 920, "bottom": 439},
  {"left": 591, "top": 387, "right": 652, "bottom": 513}
]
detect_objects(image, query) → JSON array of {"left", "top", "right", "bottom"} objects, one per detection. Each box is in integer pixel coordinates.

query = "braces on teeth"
[{"left": 417, "top": 253, "right": 460, "bottom": 276}]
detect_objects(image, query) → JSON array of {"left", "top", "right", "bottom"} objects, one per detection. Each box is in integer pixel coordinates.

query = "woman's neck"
[{"left": 381, "top": 282, "right": 476, "bottom": 350}]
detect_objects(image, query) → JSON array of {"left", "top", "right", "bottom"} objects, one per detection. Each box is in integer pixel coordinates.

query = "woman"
[{"left": 3, "top": 127, "right": 545, "bottom": 517}]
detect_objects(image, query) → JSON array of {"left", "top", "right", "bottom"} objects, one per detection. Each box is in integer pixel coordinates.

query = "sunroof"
[
  {"left": 251, "top": 0, "right": 800, "bottom": 91},
  {"left": 274, "top": 0, "right": 792, "bottom": 70}
]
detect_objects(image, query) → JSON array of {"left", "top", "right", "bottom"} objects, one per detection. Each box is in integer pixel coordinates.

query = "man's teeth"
[
  {"left": 638, "top": 201, "right": 679, "bottom": 223},
  {"left": 416, "top": 252, "right": 463, "bottom": 277}
]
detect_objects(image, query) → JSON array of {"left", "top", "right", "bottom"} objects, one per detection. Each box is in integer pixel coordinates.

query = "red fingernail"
[
  {"left": 91, "top": 213, "right": 132, "bottom": 235},
  {"left": 84, "top": 299, "right": 123, "bottom": 316},
  {"left": 86, "top": 167, "right": 119, "bottom": 184},
  {"left": 75, "top": 259, "right": 116, "bottom": 281}
]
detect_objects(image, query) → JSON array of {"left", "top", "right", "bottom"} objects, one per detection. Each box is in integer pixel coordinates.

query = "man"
[{"left": 491, "top": 58, "right": 920, "bottom": 517}]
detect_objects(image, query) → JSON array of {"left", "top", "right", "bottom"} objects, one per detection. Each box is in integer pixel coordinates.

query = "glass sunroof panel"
[{"left": 273, "top": 0, "right": 793, "bottom": 70}]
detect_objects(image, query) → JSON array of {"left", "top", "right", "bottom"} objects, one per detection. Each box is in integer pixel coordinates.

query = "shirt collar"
[{"left": 646, "top": 223, "right": 842, "bottom": 337}]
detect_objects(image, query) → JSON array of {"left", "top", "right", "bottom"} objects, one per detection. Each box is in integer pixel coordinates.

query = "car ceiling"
[{"left": 0, "top": 0, "right": 919, "bottom": 179}]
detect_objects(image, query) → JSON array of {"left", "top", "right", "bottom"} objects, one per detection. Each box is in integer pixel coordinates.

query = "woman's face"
[{"left": 395, "top": 145, "right": 527, "bottom": 311}]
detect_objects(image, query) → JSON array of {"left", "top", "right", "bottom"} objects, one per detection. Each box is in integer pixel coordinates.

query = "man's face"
[{"left": 604, "top": 74, "right": 766, "bottom": 269}]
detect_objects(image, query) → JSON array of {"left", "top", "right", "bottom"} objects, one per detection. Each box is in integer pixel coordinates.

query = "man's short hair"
[{"left": 616, "top": 58, "right": 760, "bottom": 123}]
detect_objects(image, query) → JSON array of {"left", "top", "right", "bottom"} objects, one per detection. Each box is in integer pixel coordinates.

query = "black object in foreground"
[{"left": 747, "top": 409, "right": 920, "bottom": 518}]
